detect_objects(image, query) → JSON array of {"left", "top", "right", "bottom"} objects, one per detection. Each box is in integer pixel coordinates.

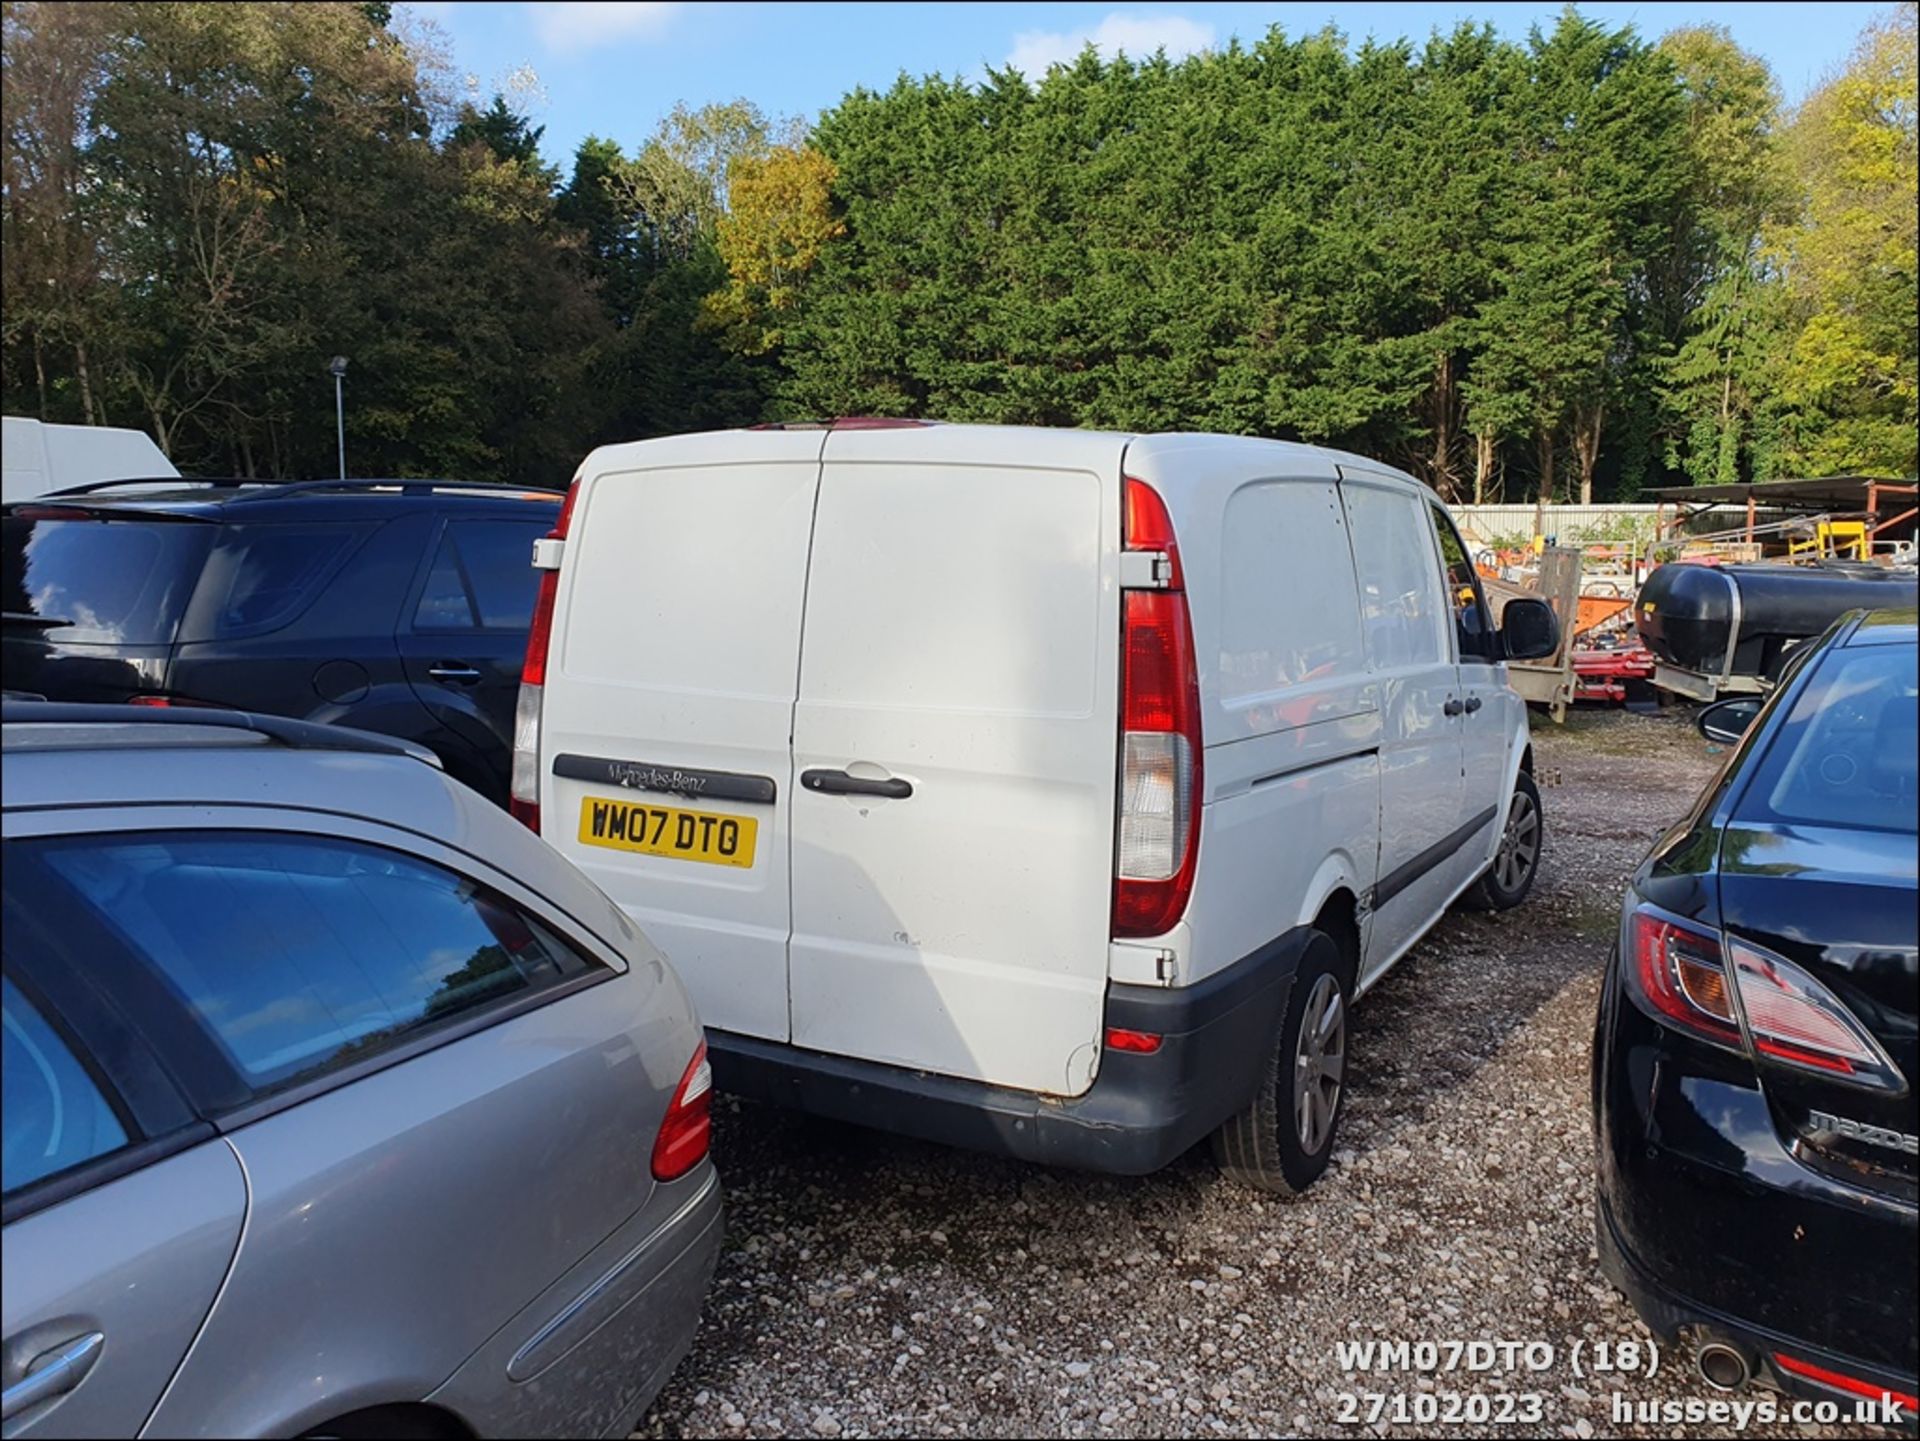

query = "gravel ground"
[{"left": 637, "top": 708, "right": 1867, "bottom": 1440}]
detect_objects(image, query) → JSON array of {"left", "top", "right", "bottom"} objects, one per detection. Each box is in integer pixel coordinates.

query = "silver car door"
[{"left": 2, "top": 972, "right": 244, "bottom": 1439}]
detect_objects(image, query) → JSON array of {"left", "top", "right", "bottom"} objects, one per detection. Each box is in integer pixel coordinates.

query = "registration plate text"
[{"left": 578, "top": 796, "right": 757, "bottom": 868}]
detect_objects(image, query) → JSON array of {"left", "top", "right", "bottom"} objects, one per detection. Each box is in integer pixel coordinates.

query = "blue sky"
[{"left": 399, "top": 2, "right": 1888, "bottom": 167}]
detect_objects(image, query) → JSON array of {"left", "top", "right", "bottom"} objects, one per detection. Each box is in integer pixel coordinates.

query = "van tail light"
[
  {"left": 511, "top": 479, "right": 579, "bottom": 832},
  {"left": 1113, "top": 477, "right": 1202, "bottom": 939},
  {"left": 651, "top": 1040, "right": 713, "bottom": 1181},
  {"left": 508, "top": 683, "right": 543, "bottom": 831},
  {"left": 1626, "top": 905, "right": 1902, "bottom": 1090}
]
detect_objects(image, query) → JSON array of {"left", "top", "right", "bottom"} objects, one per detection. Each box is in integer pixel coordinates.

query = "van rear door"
[
  {"left": 788, "top": 428, "right": 1124, "bottom": 1096},
  {"left": 538, "top": 431, "right": 825, "bottom": 1043}
]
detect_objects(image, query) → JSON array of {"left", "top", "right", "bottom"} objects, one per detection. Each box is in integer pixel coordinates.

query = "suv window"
[
  {"left": 2, "top": 974, "right": 129, "bottom": 1194},
  {"left": 1427, "top": 502, "right": 1499, "bottom": 662},
  {"left": 32, "top": 832, "right": 603, "bottom": 1096},
  {"left": 189, "top": 523, "right": 365, "bottom": 637},
  {"left": 413, "top": 521, "right": 547, "bottom": 631},
  {"left": 1, "top": 511, "right": 213, "bottom": 645}
]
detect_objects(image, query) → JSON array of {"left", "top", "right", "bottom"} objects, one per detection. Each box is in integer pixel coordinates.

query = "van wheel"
[
  {"left": 1462, "top": 771, "right": 1543, "bottom": 912},
  {"left": 1211, "top": 930, "right": 1348, "bottom": 1195}
]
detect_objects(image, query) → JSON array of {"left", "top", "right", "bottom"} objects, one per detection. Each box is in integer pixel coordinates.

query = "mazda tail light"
[{"left": 1626, "top": 904, "right": 1902, "bottom": 1089}]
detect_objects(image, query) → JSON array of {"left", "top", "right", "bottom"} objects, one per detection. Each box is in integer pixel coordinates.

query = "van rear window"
[{"left": 1, "top": 513, "right": 212, "bottom": 646}]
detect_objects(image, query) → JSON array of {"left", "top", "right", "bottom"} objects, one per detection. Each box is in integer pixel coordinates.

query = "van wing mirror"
[
  {"left": 1697, "top": 696, "right": 1763, "bottom": 745},
  {"left": 1500, "top": 596, "right": 1560, "bottom": 662}
]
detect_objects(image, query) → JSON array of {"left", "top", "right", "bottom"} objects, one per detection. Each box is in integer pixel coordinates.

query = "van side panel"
[
  {"left": 1124, "top": 442, "right": 1383, "bottom": 986},
  {"left": 788, "top": 436, "right": 1124, "bottom": 1098},
  {"left": 540, "top": 436, "right": 824, "bottom": 1043}
]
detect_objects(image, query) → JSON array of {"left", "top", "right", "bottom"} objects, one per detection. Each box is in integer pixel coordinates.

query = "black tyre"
[
  {"left": 1462, "top": 770, "right": 1543, "bottom": 911},
  {"left": 302, "top": 1406, "right": 462, "bottom": 1440},
  {"left": 1211, "top": 930, "right": 1349, "bottom": 1195}
]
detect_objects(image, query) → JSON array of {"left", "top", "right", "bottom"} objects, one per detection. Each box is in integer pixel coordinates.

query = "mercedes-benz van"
[{"left": 512, "top": 422, "right": 1558, "bottom": 1192}]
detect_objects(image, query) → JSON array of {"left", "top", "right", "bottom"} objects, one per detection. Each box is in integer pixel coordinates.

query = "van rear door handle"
[
  {"left": 2, "top": 1331, "right": 104, "bottom": 1421},
  {"left": 801, "top": 769, "right": 913, "bottom": 800},
  {"left": 427, "top": 663, "right": 482, "bottom": 684},
  {"left": 1464, "top": 695, "right": 1483, "bottom": 714},
  {"left": 1442, "top": 697, "right": 1466, "bottom": 717}
]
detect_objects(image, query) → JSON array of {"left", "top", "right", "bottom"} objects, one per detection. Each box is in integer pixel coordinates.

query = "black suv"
[{"left": 2, "top": 479, "right": 562, "bottom": 806}]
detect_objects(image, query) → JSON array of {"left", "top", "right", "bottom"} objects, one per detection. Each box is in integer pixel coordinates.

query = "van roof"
[{"left": 577, "top": 424, "right": 1434, "bottom": 497}]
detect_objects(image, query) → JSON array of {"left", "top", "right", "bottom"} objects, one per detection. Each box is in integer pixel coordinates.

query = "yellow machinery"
[{"left": 1787, "top": 520, "right": 1869, "bottom": 562}]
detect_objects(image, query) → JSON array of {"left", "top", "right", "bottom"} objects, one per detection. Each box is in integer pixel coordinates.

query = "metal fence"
[
  {"left": 1451, "top": 503, "right": 1777, "bottom": 544},
  {"left": 1451, "top": 504, "right": 1663, "bottom": 543}
]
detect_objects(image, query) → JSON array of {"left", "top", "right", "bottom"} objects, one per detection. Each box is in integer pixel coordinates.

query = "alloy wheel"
[
  {"left": 1292, "top": 973, "right": 1345, "bottom": 1154},
  {"left": 1495, "top": 790, "right": 1541, "bottom": 893}
]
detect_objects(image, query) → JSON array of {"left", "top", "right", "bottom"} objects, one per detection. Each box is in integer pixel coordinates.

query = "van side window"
[
  {"left": 1340, "top": 485, "right": 1450, "bottom": 670},
  {"left": 1426, "top": 503, "right": 1498, "bottom": 662},
  {"left": 1219, "top": 481, "right": 1365, "bottom": 700},
  {"left": 29, "top": 832, "right": 604, "bottom": 1099}
]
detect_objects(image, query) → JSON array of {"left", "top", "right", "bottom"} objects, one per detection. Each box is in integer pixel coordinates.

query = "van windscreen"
[{"left": 1, "top": 511, "right": 213, "bottom": 646}]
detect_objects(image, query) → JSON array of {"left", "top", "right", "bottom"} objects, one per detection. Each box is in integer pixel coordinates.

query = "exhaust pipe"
[{"left": 1697, "top": 1341, "right": 1751, "bottom": 1392}]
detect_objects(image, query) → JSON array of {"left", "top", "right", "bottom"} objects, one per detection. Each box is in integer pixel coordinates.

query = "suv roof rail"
[
  {"left": 0, "top": 700, "right": 444, "bottom": 767},
  {"left": 37, "top": 477, "right": 567, "bottom": 503},
  {"left": 227, "top": 479, "right": 568, "bottom": 502},
  {"left": 42, "top": 477, "right": 263, "bottom": 497}
]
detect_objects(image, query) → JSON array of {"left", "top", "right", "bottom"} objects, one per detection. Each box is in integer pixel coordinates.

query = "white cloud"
[
  {"left": 528, "top": 2, "right": 679, "bottom": 54},
  {"left": 1005, "top": 12, "right": 1214, "bottom": 77}
]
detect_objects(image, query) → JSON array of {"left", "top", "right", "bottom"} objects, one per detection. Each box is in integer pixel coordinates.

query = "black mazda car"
[{"left": 1594, "top": 607, "right": 1917, "bottom": 1416}]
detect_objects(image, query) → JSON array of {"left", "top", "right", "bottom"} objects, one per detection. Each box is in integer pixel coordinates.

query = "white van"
[
  {"left": 2, "top": 415, "right": 178, "bottom": 503},
  {"left": 514, "top": 422, "right": 1558, "bottom": 1192}
]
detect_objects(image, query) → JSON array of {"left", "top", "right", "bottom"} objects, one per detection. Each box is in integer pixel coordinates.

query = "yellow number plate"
[{"left": 578, "top": 796, "right": 757, "bottom": 868}]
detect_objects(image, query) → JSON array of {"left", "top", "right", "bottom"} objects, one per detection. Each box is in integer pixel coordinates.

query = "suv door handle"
[
  {"left": 427, "top": 663, "right": 482, "bottom": 684},
  {"left": 1442, "top": 697, "right": 1466, "bottom": 717},
  {"left": 801, "top": 769, "right": 913, "bottom": 800},
  {"left": 3, "top": 1331, "right": 104, "bottom": 1421},
  {"left": 1464, "top": 695, "right": 1483, "bottom": 714}
]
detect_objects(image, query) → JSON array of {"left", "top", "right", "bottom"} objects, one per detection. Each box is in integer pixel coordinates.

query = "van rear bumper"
[{"left": 706, "top": 928, "right": 1307, "bottom": 1176}]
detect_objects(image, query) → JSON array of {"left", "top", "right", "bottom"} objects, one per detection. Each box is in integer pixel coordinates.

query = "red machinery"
[{"left": 1572, "top": 644, "right": 1656, "bottom": 704}]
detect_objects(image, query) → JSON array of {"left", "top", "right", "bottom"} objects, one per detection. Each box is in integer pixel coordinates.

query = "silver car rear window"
[{"left": 30, "top": 831, "right": 605, "bottom": 1094}]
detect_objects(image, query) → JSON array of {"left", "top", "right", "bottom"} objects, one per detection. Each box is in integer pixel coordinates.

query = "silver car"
[{"left": 1, "top": 704, "right": 721, "bottom": 1439}]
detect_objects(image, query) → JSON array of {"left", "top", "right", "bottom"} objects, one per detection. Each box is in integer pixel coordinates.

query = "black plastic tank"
[{"left": 1637, "top": 562, "right": 1918, "bottom": 680}]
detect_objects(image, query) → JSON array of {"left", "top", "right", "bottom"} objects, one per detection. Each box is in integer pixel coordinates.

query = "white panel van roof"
[
  {"left": 2, "top": 416, "right": 178, "bottom": 503},
  {"left": 574, "top": 424, "right": 1436, "bottom": 504}
]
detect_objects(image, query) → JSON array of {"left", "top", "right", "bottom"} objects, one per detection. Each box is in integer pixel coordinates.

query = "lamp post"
[{"left": 328, "top": 355, "right": 349, "bottom": 481}]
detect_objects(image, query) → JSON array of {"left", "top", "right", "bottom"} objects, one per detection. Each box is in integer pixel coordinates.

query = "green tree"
[
  {"left": 1657, "top": 25, "right": 1788, "bottom": 485},
  {"left": 448, "top": 93, "right": 557, "bottom": 185},
  {"left": 1768, "top": 2, "right": 1917, "bottom": 476}
]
